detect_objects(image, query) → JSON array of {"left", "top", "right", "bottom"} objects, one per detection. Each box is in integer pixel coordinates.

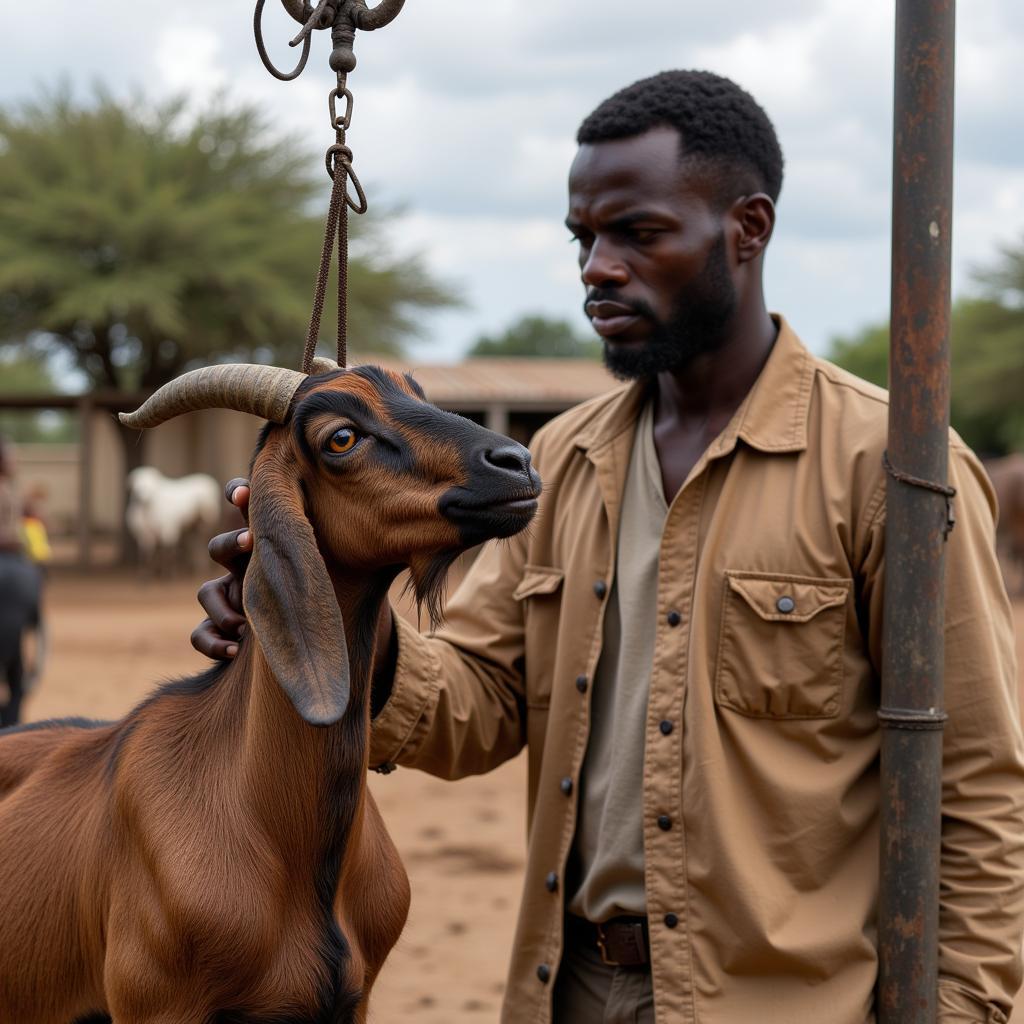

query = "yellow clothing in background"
[{"left": 20, "top": 517, "right": 51, "bottom": 564}]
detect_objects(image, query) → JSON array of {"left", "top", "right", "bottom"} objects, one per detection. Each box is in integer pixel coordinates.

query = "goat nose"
[{"left": 484, "top": 443, "right": 532, "bottom": 477}]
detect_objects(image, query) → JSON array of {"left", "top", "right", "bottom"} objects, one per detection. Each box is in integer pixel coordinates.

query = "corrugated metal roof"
[{"left": 351, "top": 356, "right": 618, "bottom": 405}]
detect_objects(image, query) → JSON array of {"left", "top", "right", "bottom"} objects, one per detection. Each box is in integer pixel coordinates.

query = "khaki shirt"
[{"left": 370, "top": 318, "right": 1024, "bottom": 1024}]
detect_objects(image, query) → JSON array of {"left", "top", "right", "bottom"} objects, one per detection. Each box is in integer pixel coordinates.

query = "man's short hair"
[{"left": 576, "top": 70, "right": 784, "bottom": 207}]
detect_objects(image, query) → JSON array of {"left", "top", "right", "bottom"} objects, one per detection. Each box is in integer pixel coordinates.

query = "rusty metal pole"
[{"left": 877, "top": 1, "right": 956, "bottom": 1020}]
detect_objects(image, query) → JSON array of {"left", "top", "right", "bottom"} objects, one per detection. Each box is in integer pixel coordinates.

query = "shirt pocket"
[
  {"left": 715, "top": 571, "right": 851, "bottom": 720},
  {"left": 514, "top": 564, "right": 565, "bottom": 709}
]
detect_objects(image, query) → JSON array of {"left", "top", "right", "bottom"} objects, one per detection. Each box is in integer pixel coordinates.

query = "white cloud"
[{"left": 1, "top": 0, "right": 1022, "bottom": 361}]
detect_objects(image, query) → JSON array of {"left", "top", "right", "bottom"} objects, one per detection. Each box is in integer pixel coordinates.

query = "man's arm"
[{"left": 860, "top": 445, "right": 1024, "bottom": 1023}]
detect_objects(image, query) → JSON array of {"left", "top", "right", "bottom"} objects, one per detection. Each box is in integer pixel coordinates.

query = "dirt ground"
[{"left": 9, "top": 572, "right": 1024, "bottom": 1022}]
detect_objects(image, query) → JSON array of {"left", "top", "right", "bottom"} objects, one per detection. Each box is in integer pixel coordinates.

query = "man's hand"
[{"left": 192, "top": 478, "right": 251, "bottom": 660}]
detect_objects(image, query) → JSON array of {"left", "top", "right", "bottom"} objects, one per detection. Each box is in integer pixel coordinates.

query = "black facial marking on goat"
[{"left": 292, "top": 390, "right": 417, "bottom": 480}]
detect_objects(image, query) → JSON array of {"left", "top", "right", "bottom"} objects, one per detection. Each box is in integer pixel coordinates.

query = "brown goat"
[{"left": 0, "top": 361, "right": 541, "bottom": 1023}]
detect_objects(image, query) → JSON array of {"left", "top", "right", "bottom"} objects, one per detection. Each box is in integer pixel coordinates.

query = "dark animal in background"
[
  {"left": 0, "top": 553, "right": 42, "bottom": 728},
  {"left": 985, "top": 452, "right": 1024, "bottom": 596},
  {"left": 0, "top": 358, "right": 540, "bottom": 1023}
]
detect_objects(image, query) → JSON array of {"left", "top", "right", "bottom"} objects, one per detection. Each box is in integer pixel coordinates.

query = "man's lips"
[{"left": 585, "top": 300, "right": 643, "bottom": 338}]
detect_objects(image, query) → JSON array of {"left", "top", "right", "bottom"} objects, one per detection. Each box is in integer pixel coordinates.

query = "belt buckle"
[{"left": 595, "top": 922, "right": 619, "bottom": 966}]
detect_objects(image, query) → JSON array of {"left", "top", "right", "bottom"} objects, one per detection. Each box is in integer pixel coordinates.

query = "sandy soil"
[{"left": 8, "top": 572, "right": 1024, "bottom": 1022}]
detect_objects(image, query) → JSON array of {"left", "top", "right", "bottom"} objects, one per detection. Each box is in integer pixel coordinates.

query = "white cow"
[{"left": 126, "top": 467, "right": 221, "bottom": 575}]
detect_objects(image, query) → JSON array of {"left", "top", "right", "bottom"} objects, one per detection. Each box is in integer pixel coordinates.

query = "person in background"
[
  {"left": 21, "top": 484, "right": 53, "bottom": 572},
  {"left": 0, "top": 436, "right": 43, "bottom": 728},
  {"left": 191, "top": 71, "right": 1023, "bottom": 1023}
]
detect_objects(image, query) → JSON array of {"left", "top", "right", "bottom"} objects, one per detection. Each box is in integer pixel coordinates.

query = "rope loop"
[{"left": 325, "top": 145, "right": 368, "bottom": 212}]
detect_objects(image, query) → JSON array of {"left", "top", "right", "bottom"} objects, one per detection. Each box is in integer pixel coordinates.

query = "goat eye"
[{"left": 326, "top": 427, "right": 359, "bottom": 454}]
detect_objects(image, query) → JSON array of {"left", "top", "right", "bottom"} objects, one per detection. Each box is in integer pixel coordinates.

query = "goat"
[
  {"left": 0, "top": 358, "right": 541, "bottom": 1023},
  {"left": 126, "top": 466, "right": 222, "bottom": 576}
]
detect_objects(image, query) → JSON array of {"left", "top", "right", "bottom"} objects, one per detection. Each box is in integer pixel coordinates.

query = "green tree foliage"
[
  {"left": 0, "top": 89, "right": 457, "bottom": 557},
  {"left": 828, "top": 239, "right": 1024, "bottom": 455},
  {"left": 0, "top": 89, "right": 457, "bottom": 388},
  {"left": 469, "top": 314, "right": 602, "bottom": 359}
]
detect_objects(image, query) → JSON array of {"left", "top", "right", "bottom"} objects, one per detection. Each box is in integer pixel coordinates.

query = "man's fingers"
[
  {"left": 191, "top": 618, "right": 240, "bottom": 660},
  {"left": 225, "top": 478, "right": 251, "bottom": 524},
  {"left": 198, "top": 575, "right": 248, "bottom": 635},
  {"left": 208, "top": 528, "right": 252, "bottom": 573}
]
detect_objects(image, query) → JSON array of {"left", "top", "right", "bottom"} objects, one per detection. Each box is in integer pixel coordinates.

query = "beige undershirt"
[{"left": 568, "top": 398, "right": 667, "bottom": 922}]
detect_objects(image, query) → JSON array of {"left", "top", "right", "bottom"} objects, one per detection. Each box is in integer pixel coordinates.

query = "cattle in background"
[
  {"left": 985, "top": 453, "right": 1024, "bottom": 596},
  {"left": 126, "top": 466, "right": 221, "bottom": 576}
]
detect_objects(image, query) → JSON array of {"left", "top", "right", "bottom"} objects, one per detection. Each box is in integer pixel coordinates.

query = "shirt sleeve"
[
  {"left": 860, "top": 443, "right": 1024, "bottom": 1022},
  {"left": 368, "top": 513, "right": 531, "bottom": 780}
]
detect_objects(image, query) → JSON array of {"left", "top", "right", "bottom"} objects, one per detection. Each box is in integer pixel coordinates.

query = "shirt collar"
[{"left": 575, "top": 314, "right": 813, "bottom": 457}]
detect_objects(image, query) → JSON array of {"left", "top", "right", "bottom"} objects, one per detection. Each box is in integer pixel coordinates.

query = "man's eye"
[{"left": 327, "top": 428, "right": 359, "bottom": 454}]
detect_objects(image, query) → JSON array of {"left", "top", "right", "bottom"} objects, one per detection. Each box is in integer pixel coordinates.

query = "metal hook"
[
  {"left": 351, "top": 0, "right": 406, "bottom": 31},
  {"left": 288, "top": 0, "right": 336, "bottom": 47},
  {"left": 254, "top": 0, "right": 312, "bottom": 80}
]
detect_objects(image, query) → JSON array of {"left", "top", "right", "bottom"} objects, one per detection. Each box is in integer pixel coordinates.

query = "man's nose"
[{"left": 580, "top": 238, "right": 628, "bottom": 288}]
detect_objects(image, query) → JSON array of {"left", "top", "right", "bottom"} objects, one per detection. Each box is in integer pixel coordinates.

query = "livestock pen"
[{"left": 0, "top": 357, "right": 613, "bottom": 568}]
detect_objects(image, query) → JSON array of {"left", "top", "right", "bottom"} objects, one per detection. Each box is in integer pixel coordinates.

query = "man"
[{"left": 194, "top": 71, "right": 1024, "bottom": 1023}]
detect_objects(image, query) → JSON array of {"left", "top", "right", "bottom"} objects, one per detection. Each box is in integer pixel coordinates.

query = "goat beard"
[{"left": 404, "top": 549, "right": 463, "bottom": 629}]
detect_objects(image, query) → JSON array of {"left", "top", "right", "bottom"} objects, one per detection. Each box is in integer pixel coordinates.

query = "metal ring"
[
  {"left": 329, "top": 87, "right": 354, "bottom": 131},
  {"left": 254, "top": 0, "right": 313, "bottom": 81}
]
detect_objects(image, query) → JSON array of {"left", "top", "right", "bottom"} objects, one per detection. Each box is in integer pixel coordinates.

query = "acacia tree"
[{"left": 0, "top": 90, "right": 456, "bottom": 552}]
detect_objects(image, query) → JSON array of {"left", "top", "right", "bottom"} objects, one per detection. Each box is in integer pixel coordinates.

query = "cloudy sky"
[{"left": 3, "top": 0, "right": 1023, "bottom": 364}]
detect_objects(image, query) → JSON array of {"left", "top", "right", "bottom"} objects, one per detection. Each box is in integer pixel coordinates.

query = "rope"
[
  {"left": 302, "top": 172, "right": 346, "bottom": 374},
  {"left": 255, "top": 1, "right": 396, "bottom": 373}
]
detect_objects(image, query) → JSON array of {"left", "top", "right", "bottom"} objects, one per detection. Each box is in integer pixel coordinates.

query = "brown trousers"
[{"left": 552, "top": 940, "right": 655, "bottom": 1024}]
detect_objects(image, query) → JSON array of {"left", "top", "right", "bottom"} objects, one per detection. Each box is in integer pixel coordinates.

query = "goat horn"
[
  {"left": 310, "top": 356, "right": 340, "bottom": 374},
  {"left": 119, "top": 365, "right": 306, "bottom": 430}
]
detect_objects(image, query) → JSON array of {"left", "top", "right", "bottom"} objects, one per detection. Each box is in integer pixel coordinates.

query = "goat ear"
[{"left": 242, "top": 447, "right": 350, "bottom": 726}]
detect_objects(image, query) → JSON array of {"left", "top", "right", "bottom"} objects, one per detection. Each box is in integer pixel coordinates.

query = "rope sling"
[{"left": 253, "top": 0, "right": 405, "bottom": 371}]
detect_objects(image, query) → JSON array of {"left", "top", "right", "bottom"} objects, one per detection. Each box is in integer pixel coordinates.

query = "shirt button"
[
  {"left": 545, "top": 871, "right": 558, "bottom": 893},
  {"left": 664, "top": 913, "right": 679, "bottom": 929},
  {"left": 657, "top": 814, "right": 672, "bottom": 831},
  {"left": 537, "top": 964, "right": 551, "bottom": 983},
  {"left": 666, "top": 609, "right": 682, "bottom": 627},
  {"left": 659, "top": 719, "right": 673, "bottom": 736},
  {"left": 575, "top": 674, "right": 589, "bottom": 694},
  {"left": 776, "top": 595, "right": 796, "bottom": 614},
  {"left": 593, "top": 579, "right": 607, "bottom": 599},
  {"left": 560, "top": 776, "right": 573, "bottom": 796}
]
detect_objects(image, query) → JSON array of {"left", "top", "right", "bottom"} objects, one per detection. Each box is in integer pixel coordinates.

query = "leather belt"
[{"left": 565, "top": 913, "right": 650, "bottom": 968}]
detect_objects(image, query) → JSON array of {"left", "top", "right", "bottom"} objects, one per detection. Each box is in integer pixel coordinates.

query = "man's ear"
[
  {"left": 733, "top": 193, "right": 776, "bottom": 264},
  {"left": 242, "top": 437, "right": 350, "bottom": 726}
]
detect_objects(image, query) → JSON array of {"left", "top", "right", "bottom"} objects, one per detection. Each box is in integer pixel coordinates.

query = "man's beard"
[{"left": 599, "top": 232, "right": 737, "bottom": 381}]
